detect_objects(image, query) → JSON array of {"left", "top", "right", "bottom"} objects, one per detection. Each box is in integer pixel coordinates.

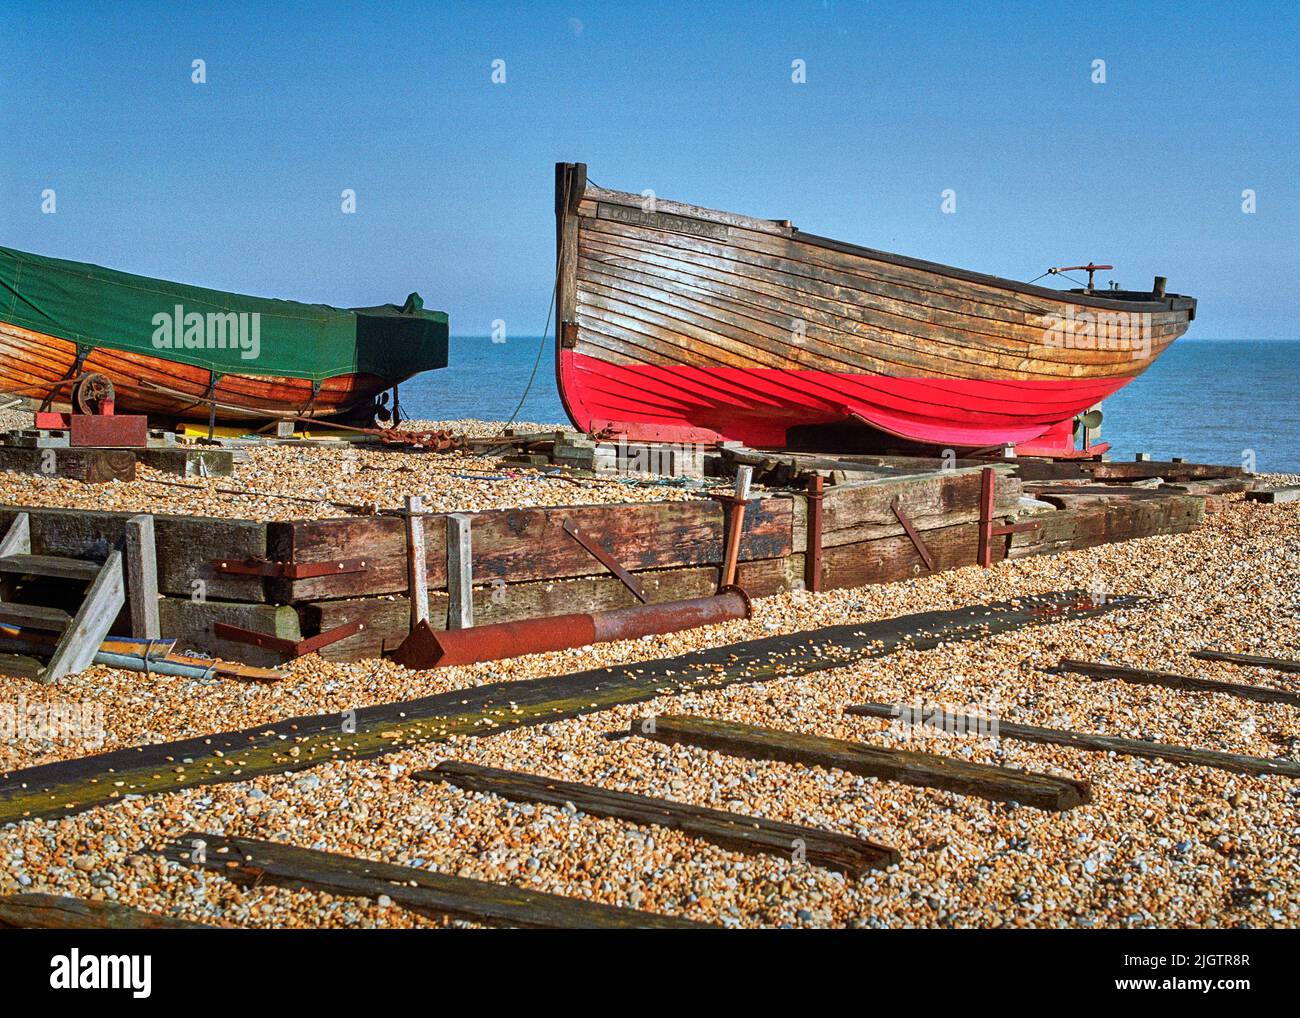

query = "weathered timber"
[
  {"left": 158, "top": 598, "right": 302, "bottom": 668},
  {"left": 844, "top": 702, "right": 1300, "bottom": 779},
  {"left": 0, "top": 447, "right": 135, "bottom": 482},
  {"left": 43, "top": 549, "right": 125, "bottom": 683},
  {"left": 1009, "top": 494, "right": 1203, "bottom": 559},
  {"left": 1245, "top": 484, "right": 1300, "bottom": 504},
  {"left": 417, "top": 760, "right": 898, "bottom": 875},
  {"left": 1056, "top": 659, "right": 1300, "bottom": 707},
  {"left": 820, "top": 520, "right": 997, "bottom": 589},
  {"left": 266, "top": 497, "right": 792, "bottom": 601},
  {"left": 0, "top": 506, "right": 267, "bottom": 602},
  {"left": 0, "top": 591, "right": 1137, "bottom": 823},
  {"left": 163, "top": 833, "right": 708, "bottom": 929},
  {"left": 822, "top": 467, "right": 1019, "bottom": 546},
  {"left": 0, "top": 512, "right": 30, "bottom": 557},
  {"left": 0, "top": 893, "right": 213, "bottom": 929},
  {"left": 1190, "top": 650, "right": 1300, "bottom": 675},
  {"left": 1013, "top": 460, "right": 1242, "bottom": 483},
  {"left": 404, "top": 495, "right": 428, "bottom": 628},
  {"left": 135, "top": 447, "right": 234, "bottom": 477},
  {"left": 446, "top": 512, "right": 473, "bottom": 628},
  {"left": 633, "top": 716, "right": 1090, "bottom": 810},
  {"left": 125, "top": 514, "right": 161, "bottom": 639}
]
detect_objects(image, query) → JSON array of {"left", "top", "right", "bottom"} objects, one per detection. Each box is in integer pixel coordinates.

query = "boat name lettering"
[{"left": 598, "top": 203, "right": 731, "bottom": 241}]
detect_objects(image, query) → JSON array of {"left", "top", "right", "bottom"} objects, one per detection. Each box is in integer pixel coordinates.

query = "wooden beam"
[
  {"left": 844, "top": 702, "right": 1300, "bottom": 779},
  {"left": 1190, "top": 649, "right": 1300, "bottom": 675},
  {"left": 163, "top": 833, "right": 708, "bottom": 928},
  {"left": 0, "top": 512, "right": 30, "bottom": 558},
  {"left": 125, "top": 514, "right": 160, "bottom": 639},
  {"left": 0, "top": 893, "right": 213, "bottom": 929},
  {"left": 1056, "top": 659, "right": 1300, "bottom": 708},
  {"left": 1245, "top": 484, "right": 1300, "bottom": 505},
  {"left": 631, "top": 715, "right": 1091, "bottom": 811},
  {"left": 0, "top": 591, "right": 1137, "bottom": 824},
  {"left": 43, "top": 549, "right": 125, "bottom": 683},
  {"left": 0, "top": 447, "right": 135, "bottom": 483},
  {"left": 404, "top": 495, "right": 428, "bottom": 629},
  {"left": 446, "top": 512, "right": 473, "bottom": 629},
  {"left": 416, "top": 760, "right": 898, "bottom": 876}
]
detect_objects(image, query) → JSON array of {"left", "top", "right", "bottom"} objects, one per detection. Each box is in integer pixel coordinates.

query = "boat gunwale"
[{"left": 580, "top": 177, "right": 1195, "bottom": 317}]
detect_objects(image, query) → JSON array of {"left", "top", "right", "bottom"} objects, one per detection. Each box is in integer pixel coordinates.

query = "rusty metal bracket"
[
  {"left": 212, "top": 556, "right": 369, "bottom": 580},
  {"left": 561, "top": 518, "right": 647, "bottom": 602},
  {"left": 213, "top": 620, "right": 364, "bottom": 658},
  {"left": 889, "top": 496, "right": 936, "bottom": 572},
  {"left": 977, "top": 467, "right": 1040, "bottom": 567},
  {"left": 805, "top": 474, "right": 824, "bottom": 593}
]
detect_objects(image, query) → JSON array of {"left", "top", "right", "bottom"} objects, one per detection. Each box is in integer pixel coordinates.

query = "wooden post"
[
  {"left": 719, "top": 467, "right": 752, "bottom": 589},
  {"left": 405, "top": 496, "right": 428, "bottom": 629},
  {"left": 977, "top": 467, "right": 996, "bottom": 568},
  {"left": 804, "top": 475, "right": 823, "bottom": 593},
  {"left": 447, "top": 513, "right": 473, "bottom": 630},
  {"left": 125, "top": 514, "right": 161, "bottom": 639}
]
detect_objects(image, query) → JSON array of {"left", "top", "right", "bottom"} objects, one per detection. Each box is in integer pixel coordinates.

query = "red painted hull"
[{"left": 561, "top": 351, "right": 1131, "bottom": 449}]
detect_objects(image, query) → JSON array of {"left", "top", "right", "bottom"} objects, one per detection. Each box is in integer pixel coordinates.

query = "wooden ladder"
[{"left": 0, "top": 512, "right": 125, "bottom": 683}]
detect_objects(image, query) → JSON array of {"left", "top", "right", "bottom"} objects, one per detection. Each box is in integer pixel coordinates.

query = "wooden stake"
[
  {"left": 1057, "top": 659, "right": 1300, "bottom": 708},
  {"left": 447, "top": 512, "right": 473, "bottom": 630},
  {"left": 404, "top": 495, "right": 428, "bottom": 629},
  {"left": 844, "top": 701, "right": 1300, "bottom": 779},
  {"left": 125, "top": 514, "right": 160, "bottom": 639}
]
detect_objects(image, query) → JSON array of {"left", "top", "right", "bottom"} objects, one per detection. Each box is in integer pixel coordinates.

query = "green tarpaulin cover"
[{"left": 0, "top": 245, "right": 448, "bottom": 382}]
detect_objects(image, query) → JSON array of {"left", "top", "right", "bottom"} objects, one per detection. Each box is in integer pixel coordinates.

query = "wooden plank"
[
  {"left": 0, "top": 553, "right": 102, "bottom": 581},
  {"left": 404, "top": 496, "right": 428, "bottom": 628},
  {"left": 822, "top": 468, "right": 1019, "bottom": 546},
  {"left": 632, "top": 716, "right": 1090, "bottom": 811},
  {"left": 125, "top": 514, "right": 161, "bottom": 639},
  {"left": 1056, "top": 659, "right": 1300, "bottom": 708},
  {"left": 0, "top": 591, "right": 1138, "bottom": 824},
  {"left": 446, "top": 512, "right": 473, "bottom": 629},
  {"left": 1190, "top": 650, "right": 1300, "bottom": 675},
  {"left": 1245, "top": 484, "right": 1300, "bottom": 504},
  {"left": 820, "top": 519, "right": 996, "bottom": 590},
  {"left": 163, "top": 833, "right": 708, "bottom": 929},
  {"left": 44, "top": 549, "right": 125, "bottom": 682},
  {"left": 0, "top": 447, "right": 135, "bottom": 482},
  {"left": 158, "top": 598, "right": 302, "bottom": 668},
  {"left": 0, "top": 894, "right": 213, "bottom": 929},
  {"left": 1014, "top": 460, "right": 1242, "bottom": 483},
  {"left": 1008, "top": 495, "right": 1204, "bottom": 559},
  {"left": 0, "top": 653, "right": 46, "bottom": 679},
  {"left": 417, "top": 760, "right": 898, "bottom": 876},
  {"left": 844, "top": 702, "right": 1300, "bottom": 779},
  {"left": 0, "top": 602, "right": 72, "bottom": 629},
  {"left": 0, "top": 512, "right": 30, "bottom": 557},
  {"left": 272, "top": 497, "right": 792, "bottom": 602},
  {"left": 0, "top": 506, "right": 268, "bottom": 603}
]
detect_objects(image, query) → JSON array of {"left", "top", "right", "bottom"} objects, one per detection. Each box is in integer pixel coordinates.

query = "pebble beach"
[{"left": 1, "top": 431, "right": 1296, "bottom": 928}]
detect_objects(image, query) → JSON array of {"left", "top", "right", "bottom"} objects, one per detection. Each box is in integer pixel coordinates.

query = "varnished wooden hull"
[
  {"left": 554, "top": 163, "right": 1195, "bottom": 451},
  {"left": 0, "top": 320, "right": 388, "bottom": 421}
]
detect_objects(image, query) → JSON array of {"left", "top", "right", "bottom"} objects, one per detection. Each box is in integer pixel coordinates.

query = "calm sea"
[{"left": 402, "top": 337, "right": 1300, "bottom": 473}]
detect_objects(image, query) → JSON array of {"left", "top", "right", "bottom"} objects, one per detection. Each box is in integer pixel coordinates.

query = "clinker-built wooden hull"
[
  {"left": 0, "top": 319, "right": 391, "bottom": 421},
  {"left": 554, "top": 163, "right": 1195, "bottom": 452}
]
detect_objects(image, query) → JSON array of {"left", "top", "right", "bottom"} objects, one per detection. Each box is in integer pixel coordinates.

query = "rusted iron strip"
[
  {"left": 212, "top": 620, "right": 364, "bottom": 657},
  {"left": 561, "top": 518, "right": 646, "bottom": 602},
  {"left": 889, "top": 495, "right": 936, "bottom": 572},
  {"left": 978, "top": 466, "right": 1038, "bottom": 567},
  {"left": 804, "top": 474, "right": 824, "bottom": 593},
  {"left": 0, "top": 591, "right": 1142, "bottom": 825},
  {"left": 212, "top": 556, "right": 369, "bottom": 579}
]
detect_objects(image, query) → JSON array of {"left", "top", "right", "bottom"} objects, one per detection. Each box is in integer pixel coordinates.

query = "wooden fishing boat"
[
  {"left": 0, "top": 246, "right": 447, "bottom": 423},
  {"left": 554, "top": 163, "right": 1196, "bottom": 454}
]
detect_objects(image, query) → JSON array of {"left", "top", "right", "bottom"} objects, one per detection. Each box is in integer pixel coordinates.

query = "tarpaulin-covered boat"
[
  {"left": 0, "top": 245, "right": 447, "bottom": 422},
  {"left": 553, "top": 163, "right": 1195, "bottom": 454}
]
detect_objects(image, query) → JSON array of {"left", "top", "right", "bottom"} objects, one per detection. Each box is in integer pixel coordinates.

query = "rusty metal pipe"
[{"left": 392, "top": 587, "right": 752, "bottom": 669}]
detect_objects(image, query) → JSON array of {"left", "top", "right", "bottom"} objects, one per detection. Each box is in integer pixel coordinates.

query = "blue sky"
[{"left": 1, "top": 0, "right": 1295, "bottom": 337}]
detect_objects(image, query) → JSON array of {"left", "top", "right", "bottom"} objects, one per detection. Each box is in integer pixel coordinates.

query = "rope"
[
  {"left": 499, "top": 171, "right": 574, "bottom": 435},
  {"left": 1028, "top": 268, "right": 1090, "bottom": 288}
]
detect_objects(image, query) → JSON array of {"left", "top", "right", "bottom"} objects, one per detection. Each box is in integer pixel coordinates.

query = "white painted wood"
[
  {"left": 44, "top": 550, "right": 125, "bottom": 683},
  {"left": 0, "top": 512, "right": 31, "bottom": 558},
  {"left": 125, "top": 514, "right": 161, "bottom": 639},
  {"left": 405, "top": 495, "right": 428, "bottom": 629},
  {"left": 733, "top": 466, "right": 753, "bottom": 502},
  {"left": 446, "top": 513, "right": 473, "bottom": 630}
]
